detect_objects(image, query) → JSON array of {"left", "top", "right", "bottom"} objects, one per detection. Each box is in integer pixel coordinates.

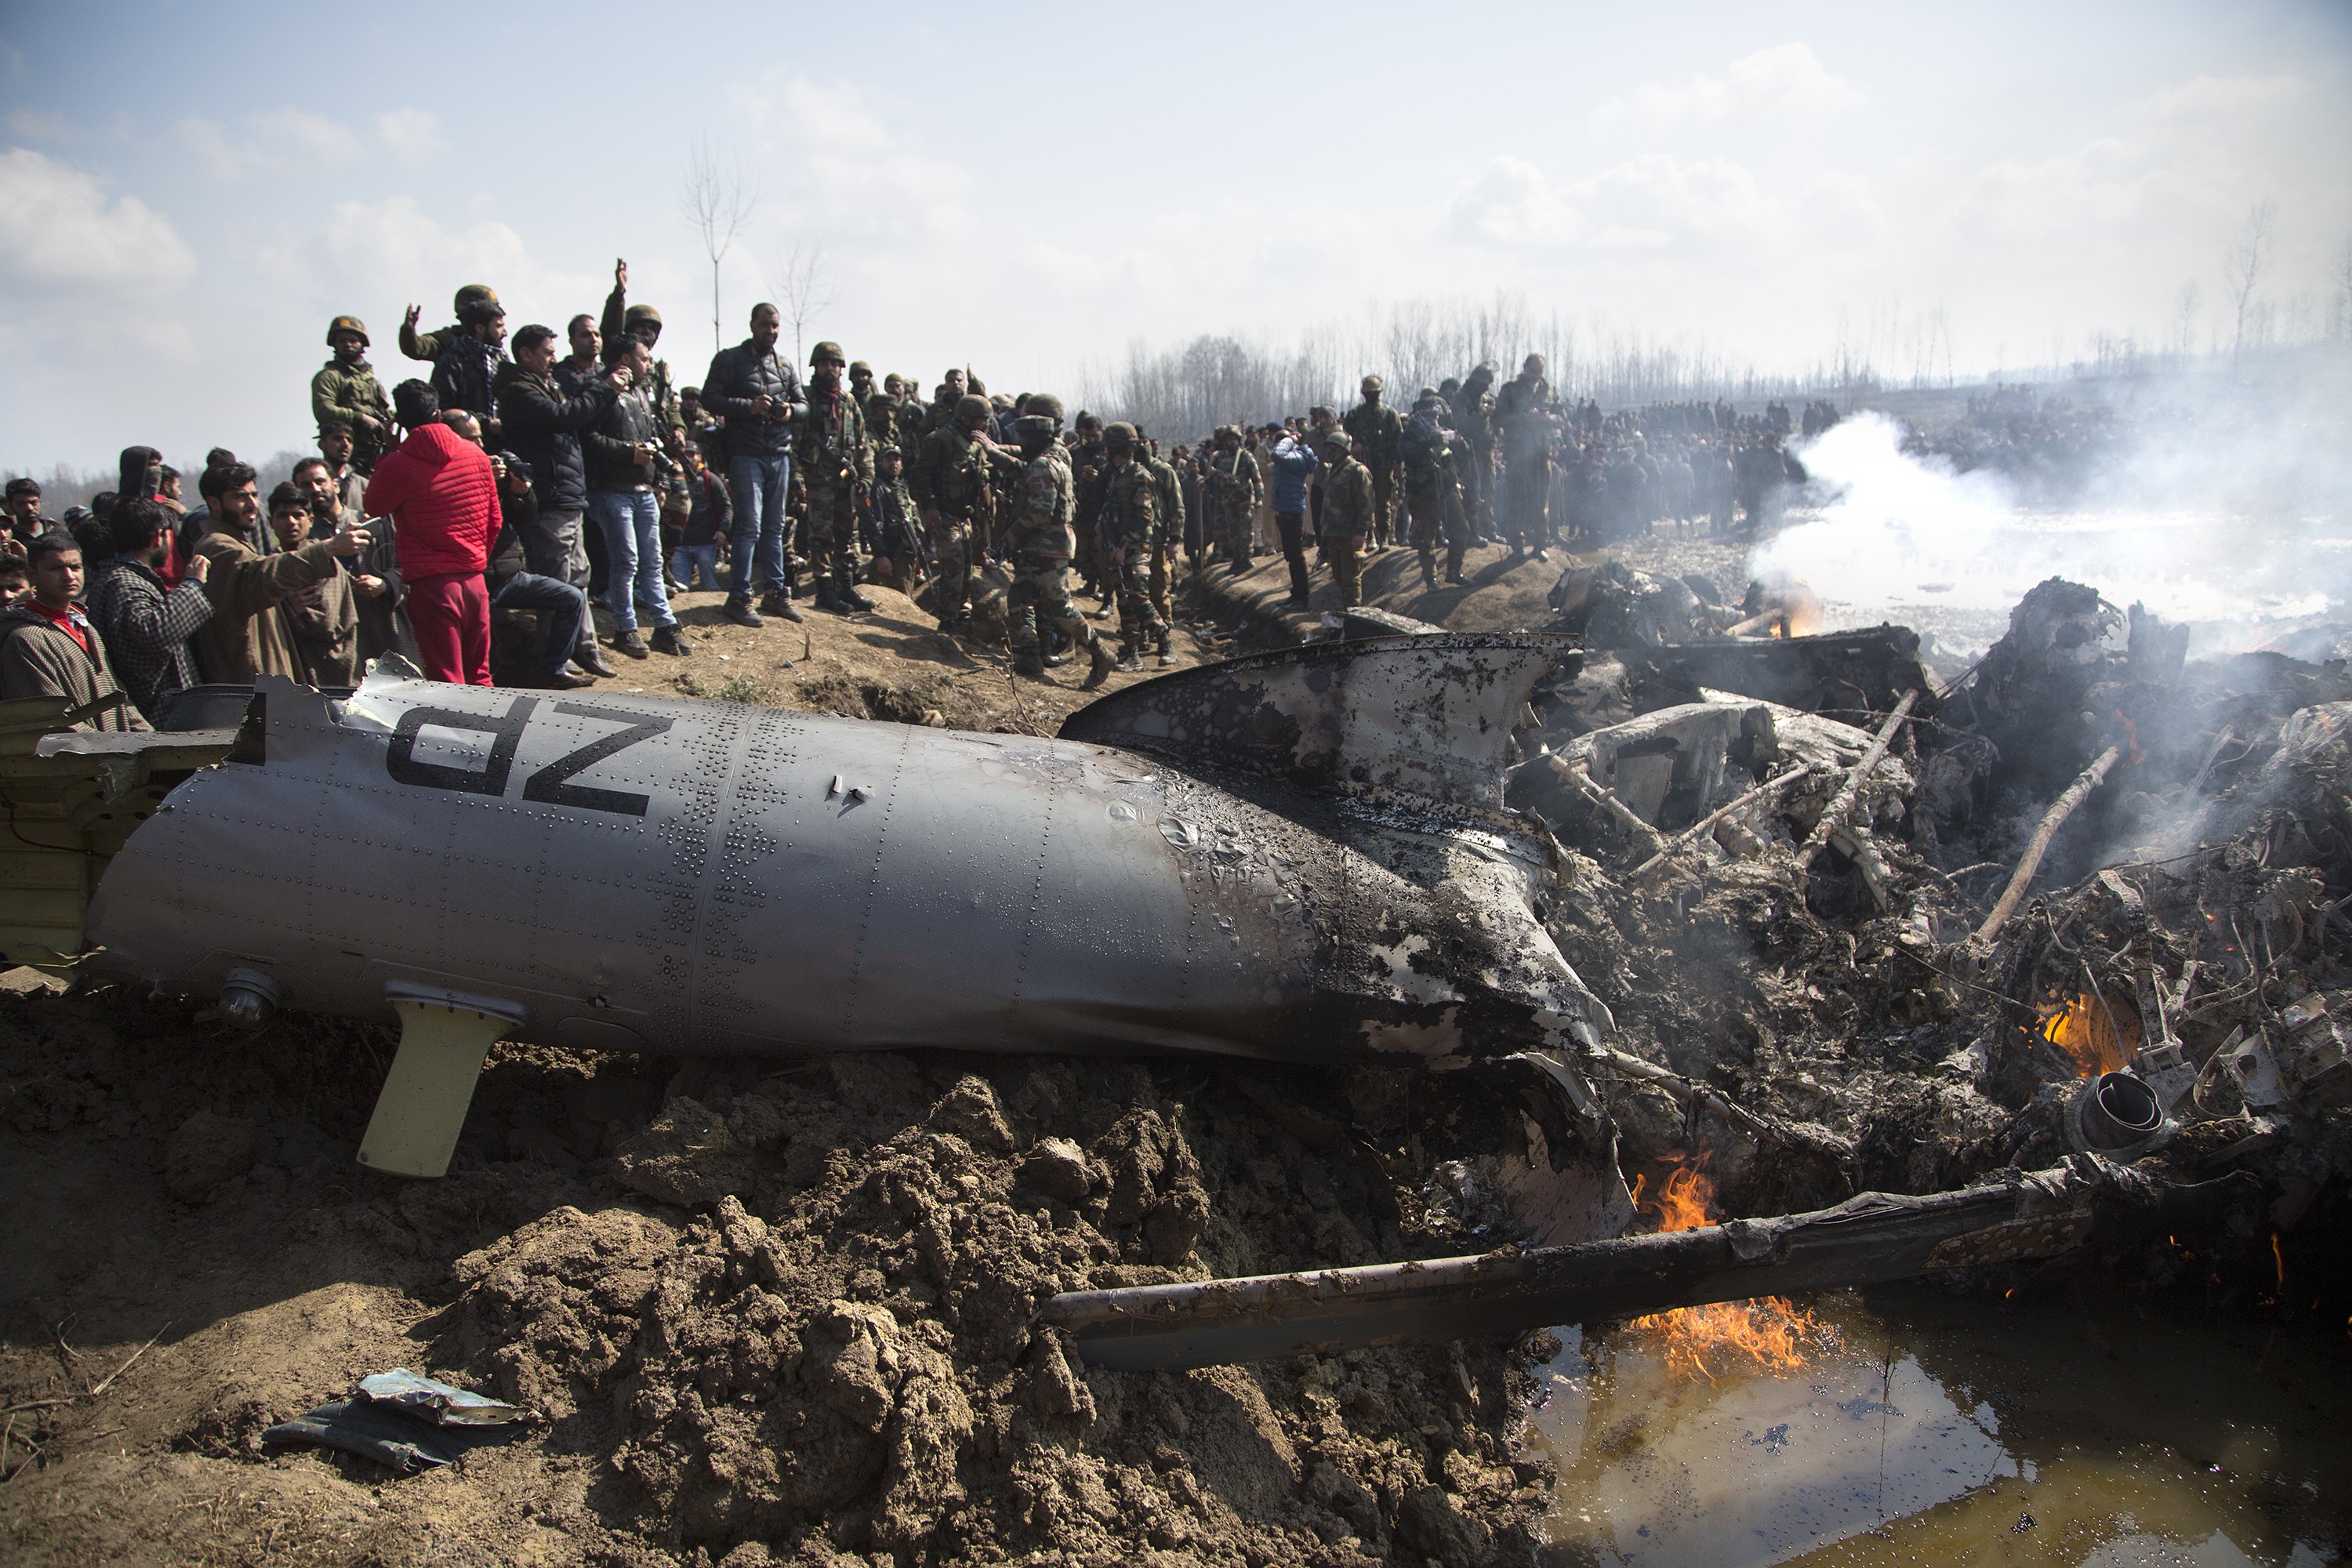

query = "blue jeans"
[
  {"left": 589, "top": 490, "right": 675, "bottom": 633},
  {"left": 670, "top": 543, "right": 721, "bottom": 592},
  {"left": 726, "top": 452, "right": 793, "bottom": 602},
  {"left": 490, "top": 569, "right": 587, "bottom": 681}
]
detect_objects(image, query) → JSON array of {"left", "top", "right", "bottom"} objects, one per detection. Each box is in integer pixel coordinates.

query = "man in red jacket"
[{"left": 364, "top": 381, "right": 499, "bottom": 685}]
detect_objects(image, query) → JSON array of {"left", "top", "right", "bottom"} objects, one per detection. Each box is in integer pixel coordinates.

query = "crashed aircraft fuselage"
[{"left": 82, "top": 637, "right": 1609, "bottom": 1172}]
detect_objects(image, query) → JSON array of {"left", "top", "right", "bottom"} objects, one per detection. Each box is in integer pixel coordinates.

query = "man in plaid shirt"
[{"left": 84, "top": 498, "right": 215, "bottom": 722}]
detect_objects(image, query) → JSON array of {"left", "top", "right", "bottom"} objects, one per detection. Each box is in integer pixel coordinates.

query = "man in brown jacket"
[
  {"left": 268, "top": 481, "right": 360, "bottom": 688},
  {"left": 0, "top": 532, "right": 151, "bottom": 731},
  {"left": 190, "top": 463, "right": 364, "bottom": 684}
]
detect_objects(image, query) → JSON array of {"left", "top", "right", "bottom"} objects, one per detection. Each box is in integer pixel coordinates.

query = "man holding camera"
[{"left": 586, "top": 339, "right": 690, "bottom": 659}]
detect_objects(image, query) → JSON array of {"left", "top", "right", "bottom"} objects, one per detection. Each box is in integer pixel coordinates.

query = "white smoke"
[{"left": 1748, "top": 354, "right": 2352, "bottom": 664}]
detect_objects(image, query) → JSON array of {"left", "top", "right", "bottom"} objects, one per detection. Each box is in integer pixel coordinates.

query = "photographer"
[{"left": 585, "top": 338, "right": 689, "bottom": 659}]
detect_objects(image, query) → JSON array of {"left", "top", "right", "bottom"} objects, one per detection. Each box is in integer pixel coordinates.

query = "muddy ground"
[{"left": 4, "top": 525, "right": 2345, "bottom": 1566}]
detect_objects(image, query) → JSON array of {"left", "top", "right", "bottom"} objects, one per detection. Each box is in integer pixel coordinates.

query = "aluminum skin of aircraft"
[{"left": 82, "top": 634, "right": 1613, "bottom": 1179}]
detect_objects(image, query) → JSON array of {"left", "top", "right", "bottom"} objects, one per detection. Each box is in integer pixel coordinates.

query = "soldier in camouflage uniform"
[
  {"left": 793, "top": 341, "right": 875, "bottom": 614},
  {"left": 399, "top": 283, "right": 498, "bottom": 364},
  {"left": 1097, "top": 423, "right": 1163, "bottom": 670},
  {"left": 909, "top": 393, "right": 995, "bottom": 633},
  {"left": 1142, "top": 435, "right": 1183, "bottom": 663},
  {"left": 1450, "top": 361, "right": 1499, "bottom": 540},
  {"left": 862, "top": 445, "right": 926, "bottom": 593},
  {"left": 1493, "top": 354, "right": 1560, "bottom": 557},
  {"left": 310, "top": 316, "right": 395, "bottom": 473},
  {"left": 1403, "top": 389, "right": 1470, "bottom": 590},
  {"left": 864, "top": 372, "right": 904, "bottom": 451},
  {"left": 1315, "top": 428, "right": 1374, "bottom": 608},
  {"left": 1202, "top": 425, "right": 1261, "bottom": 572},
  {"left": 1066, "top": 412, "right": 1110, "bottom": 606},
  {"left": 1342, "top": 375, "right": 1403, "bottom": 550},
  {"left": 996, "top": 405, "right": 1115, "bottom": 688}
]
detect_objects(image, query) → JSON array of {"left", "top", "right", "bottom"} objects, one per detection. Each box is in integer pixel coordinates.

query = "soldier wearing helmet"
[
  {"left": 311, "top": 315, "right": 394, "bottom": 473},
  {"left": 908, "top": 392, "right": 997, "bottom": 633},
  {"left": 793, "top": 341, "right": 874, "bottom": 615},
  {"left": 1201, "top": 423, "right": 1261, "bottom": 575},
  {"left": 1314, "top": 426, "right": 1373, "bottom": 608},
  {"left": 993, "top": 397, "right": 1115, "bottom": 687},
  {"left": 1097, "top": 423, "right": 1164, "bottom": 670},
  {"left": 398, "top": 284, "right": 502, "bottom": 364},
  {"left": 1342, "top": 374, "right": 1403, "bottom": 551}
]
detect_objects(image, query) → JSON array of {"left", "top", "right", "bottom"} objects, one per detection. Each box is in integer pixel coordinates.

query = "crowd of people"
[{"left": 0, "top": 264, "right": 1817, "bottom": 728}]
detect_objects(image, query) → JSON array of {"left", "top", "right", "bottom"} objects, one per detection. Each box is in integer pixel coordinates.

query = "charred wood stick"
[
  {"left": 1553, "top": 760, "right": 1670, "bottom": 862},
  {"left": 1631, "top": 764, "right": 1814, "bottom": 880},
  {"left": 1973, "top": 743, "right": 2125, "bottom": 944},
  {"left": 1577, "top": 1043, "right": 1852, "bottom": 1160},
  {"left": 1828, "top": 824, "right": 1897, "bottom": 911},
  {"left": 1794, "top": 690, "right": 1918, "bottom": 880},
  {"left": 1042, "top": 1157, "right": 2256, "bottom": 1370}
]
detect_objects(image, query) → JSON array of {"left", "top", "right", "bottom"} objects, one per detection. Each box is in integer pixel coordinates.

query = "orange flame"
[
  {"left": 2112, "top": 710, "right": 2147, "bottom": 766},
  {"left": 2037, "top": 990, "right": 2137, "bottom": 1078},
  {"left": 1622, "top": 1157, "right": 1838, "bottom": 1383}
]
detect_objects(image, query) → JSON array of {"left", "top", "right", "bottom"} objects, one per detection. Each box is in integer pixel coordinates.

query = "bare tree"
[
  {"left": 680, "top": 139, "right": 757, "bottom": 354},
  {"left": 2172, "top": 279, "right": 2201, "bottom": 361},
  {"left": 2222, "top": 200, "right": 2276, "bottom": 366},
  {"left": 768, "top": 243, "right": 833, "bottom": 369}
]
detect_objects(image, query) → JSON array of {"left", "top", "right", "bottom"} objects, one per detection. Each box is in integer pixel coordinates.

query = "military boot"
[
  {"left": 834, "top": 562, "right": 875, "bottom": 612},
  {"left": 1083, "top": 637, "right": 1118, "bottom": 690},
  {"left": 1156, "top": 628, "right": 1174, "bottom": 667},
  {"left": 810, "top": 574, "right": 847, "bottom": 615},
  {"left": 1113, "top": 641, "right": 1143, "bottom": 673},
  {"left": 1013, "top": 645, "right": 1046, "bottom": 678},
  {"left": 759, "top": 590, "right": 804, "bottom": 624}
]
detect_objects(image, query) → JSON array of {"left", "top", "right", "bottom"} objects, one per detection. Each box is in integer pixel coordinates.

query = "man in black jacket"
[
  {"left": 495, "top": 323, "right": 627, "bottom": 677},
  {"left": 586, "top": 339, "right": 689, "bottom": 659},
  {"left": 83, "top": 499, "right": 213, "bottom": 720},
  {"left": 431, "top": 291, "right": 509, "bottom": 440},
  {"left": 486, "top": 455, "right": 594, "bottom": 690},
  {"left": 700, "top": 302, "right": 807, "bottom": 627}
]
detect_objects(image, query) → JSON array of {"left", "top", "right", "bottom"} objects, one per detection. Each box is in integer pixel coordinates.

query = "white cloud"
[
  {"left": 0, "top": 148, "right": 195, "bottom": 365},
  {"left": 250, "top": 195, "right": 601, "bottom": 333},
  {"left": 7, "top": 107, "right": 64, "bottom": 139},
  {"left": 372, "top": 107, "right": 446, "bottom": 165},
  {"left": 1593, "top": 43, "right": 1864, "bottom": 134},
  {"left": 1450, "top": 153, "right": 1782, "bottom": 254},
  {"left": 176, "top": 108, "right": 370, "bottom": 178},
  {"left": 0, "top": 147, "right": 194, "bottom": 292}
]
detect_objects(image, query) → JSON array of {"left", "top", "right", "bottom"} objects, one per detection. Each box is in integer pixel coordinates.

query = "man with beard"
[
  {"left": 83, "top": 498, "right": 212, "bottom": 721},
  {"left": 496, "top": 321, "right": 627, "bottom": 675}
]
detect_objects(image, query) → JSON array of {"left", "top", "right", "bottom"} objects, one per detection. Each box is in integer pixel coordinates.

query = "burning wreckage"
[{"left": 2, "top": 579, "right": 2347, "bottom": 1374}]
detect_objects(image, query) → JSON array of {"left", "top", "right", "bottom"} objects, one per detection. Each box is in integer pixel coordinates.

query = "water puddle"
[{"left": 1522, "top": 1284, "right": 2350, "bottom": 1565}]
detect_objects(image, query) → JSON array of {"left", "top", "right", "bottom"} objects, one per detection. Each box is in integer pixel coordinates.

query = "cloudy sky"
[{"left": 2, "top": 0, "right": 2347, "bottom": 472}]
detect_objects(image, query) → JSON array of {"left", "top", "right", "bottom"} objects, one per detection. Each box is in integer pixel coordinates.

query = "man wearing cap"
[
  {"left": 994, "top": 403, "right": 1114, "bottom": 688},
  {"left": 1315, "top": 428, "right": 1374, "bottom": 608},
  {"left": 795, "top": 342, "right": 875, "bottom": 615},
  {"left": 311, "top": 317, "right": 395, "bottom": 473},
  {"left": 1342, "top": 376, "right": 1403, "bottom": 550},
  {"left": 909, "top": 393, "right": 996, "bottom": 633},
  {"left": 702, "top": 302, "right": 808, "bottom": 627},
  {"left": 1097, "top": 423, "right": 1163, "bottom": 670}
]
